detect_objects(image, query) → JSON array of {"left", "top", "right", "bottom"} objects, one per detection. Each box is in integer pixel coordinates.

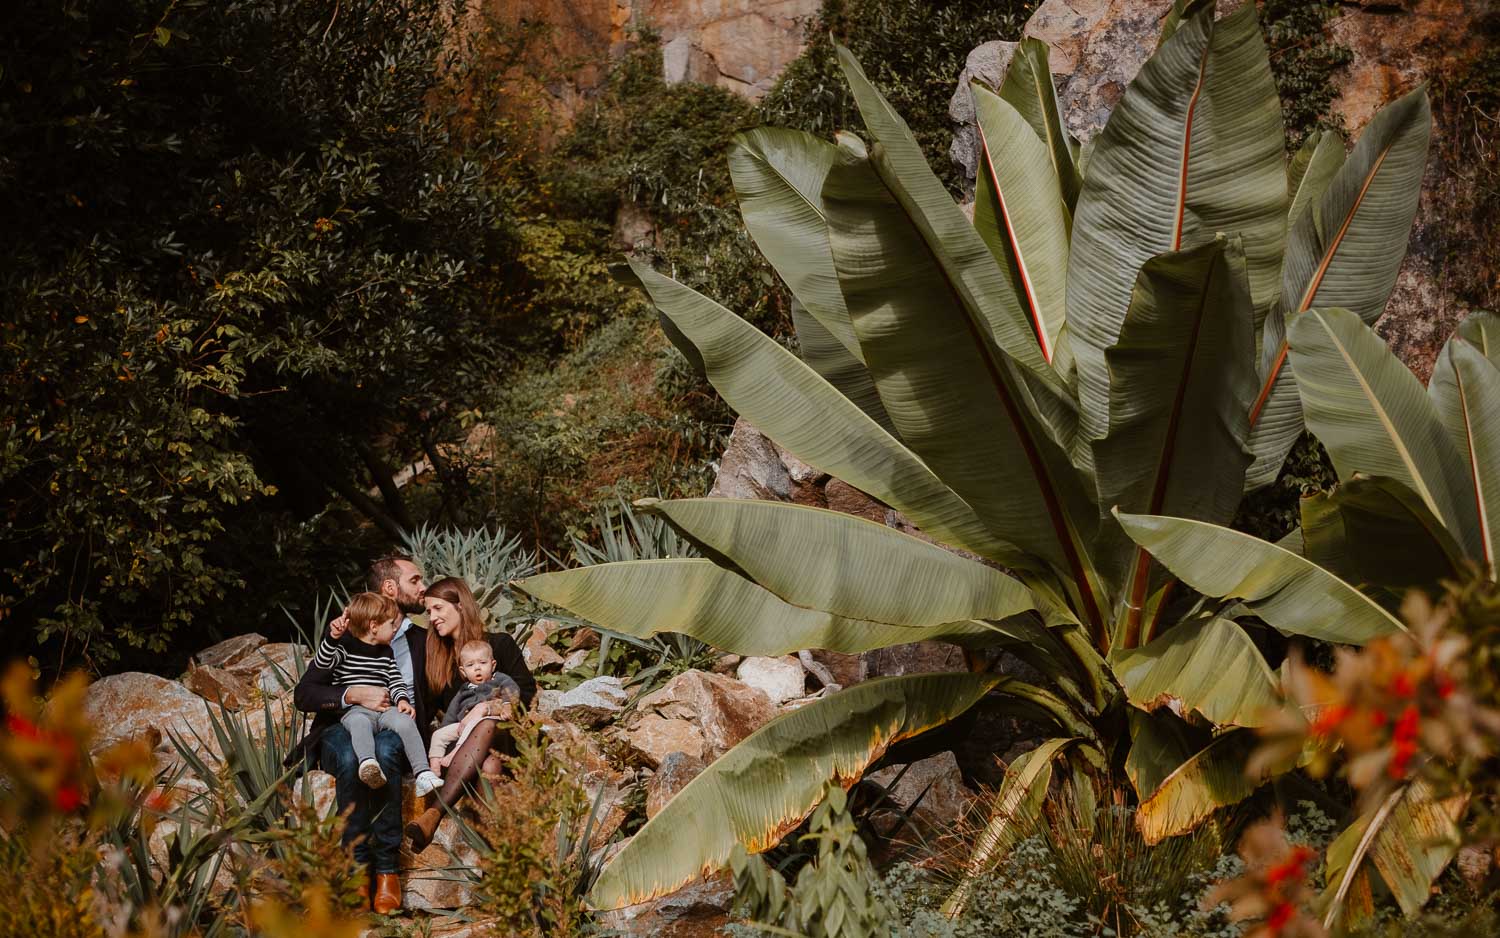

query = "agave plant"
[
  {"left": 514, "top": 0, "right": 1430, "bottom": 911},
  {"left": 404, "top": 523, "right": 542, "bottom": 632},
  {"left": 1134, "top": 306, "right": 1498, "bottom": 929}
]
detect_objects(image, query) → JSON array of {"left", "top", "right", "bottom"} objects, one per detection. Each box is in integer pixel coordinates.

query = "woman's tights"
[{"left": 434, "top": 719, "right": 506, "bottom": 806}]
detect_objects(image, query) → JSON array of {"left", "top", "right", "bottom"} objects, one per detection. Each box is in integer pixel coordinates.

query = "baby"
[
  {"left": 318, "top": 592, "right": 442, "bottom": 796},
  {"left": 427, "top": 639, "right": 522, "bottom": 776}
]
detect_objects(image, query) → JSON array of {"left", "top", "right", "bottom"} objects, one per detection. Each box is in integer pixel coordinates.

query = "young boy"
[
  {"left": 318, "top": 592, "right": 442, "bottom": 796},
  {"left": 427, "top": 639, "right": 522, "bottom": 776}
]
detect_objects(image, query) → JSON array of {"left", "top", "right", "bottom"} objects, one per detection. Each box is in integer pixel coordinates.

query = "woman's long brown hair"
[{"left": 424, "top": 576, "right": 486, "bottom": 695}]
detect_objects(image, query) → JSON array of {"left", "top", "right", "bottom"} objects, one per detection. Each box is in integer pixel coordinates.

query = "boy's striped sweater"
[{"left": 313, "top": 632, "right": 414, "bottom": 706}]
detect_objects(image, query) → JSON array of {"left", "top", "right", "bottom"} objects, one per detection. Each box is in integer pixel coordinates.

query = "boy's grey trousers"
[{"left": 341, "top": 704, "right": 428, "bottom": 774}]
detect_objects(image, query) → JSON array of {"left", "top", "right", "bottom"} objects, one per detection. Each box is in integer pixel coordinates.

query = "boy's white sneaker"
[
  {"left": 414, "top": 770, "right": 442, "bottom": 797},
  {"left": 358, "top": 758, "right": 387, "bottom": 788}
]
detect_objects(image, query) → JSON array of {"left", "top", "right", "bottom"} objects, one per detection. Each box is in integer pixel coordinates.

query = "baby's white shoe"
[
  {"left": 414, "top": 770, "right": 442, "bottom": 797},
  {"left": 358, "top": 758, "right": 387, "bottom": 788}
]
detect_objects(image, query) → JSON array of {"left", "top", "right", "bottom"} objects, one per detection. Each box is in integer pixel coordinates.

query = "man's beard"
[{"left": 396, "top": 592, "right": 426, "bottom": 616}]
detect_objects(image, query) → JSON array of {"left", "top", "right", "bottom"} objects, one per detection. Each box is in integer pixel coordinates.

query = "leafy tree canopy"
[{"left": 0, "top": 0, "right": 514, "bottom": 671}]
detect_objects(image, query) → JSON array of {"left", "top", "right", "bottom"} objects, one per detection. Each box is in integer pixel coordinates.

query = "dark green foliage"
[
  {"left": 551, "top": 30, "right": 778, "bottom": 334},
  {"left": 728, "top": 785, "right": 892, "bottom": 938},
  {"left": 0, "top": 0, "right": 513, "bottom": 670},
  {"left": 1231, "top": 433, "right": 1338, "bottom": 545},
  {"left": 761, "top": 0, "right": 1038, "bottom": 194},
  {"left": 1261, "top": 0, "right": 1353, "bottom": 146}
]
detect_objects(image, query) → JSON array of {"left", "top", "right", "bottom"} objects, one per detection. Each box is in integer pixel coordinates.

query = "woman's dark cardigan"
[{"left": 288, "top": 628, "right": 535, "bottom": 770}]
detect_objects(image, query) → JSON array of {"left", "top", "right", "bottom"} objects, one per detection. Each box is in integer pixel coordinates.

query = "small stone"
[
  {"left": 193, "top": 633, "right": 268, "bottom": 671},
  {"left": 867, "top": 752, "right": 977, "bottom": 834},
  {"left": 181, "top": 664, "right": 257, "bottom": 711},
  {"left": 553, "top": 676, "right": 628, "bottom": 727},
  {"left": 862, "top": 641, "right": 965, "bottom": 680},
  {"left": 646, "top": 751, "right": 706, "bottom": 819},
  {"left": 808, "top": 649, "right": 866, "bottom": 688},
  {"left": 227, "top": 642, "right": 307, "bottom": 695},
  {"left": 565, "top": 627, "right": 601, "bottom": 654},
  {"left": 562, "top": 647, "right": 592, "bottom": 672},
  {"left": 597, "top": 872, "right": 735, "bottom": 937},
  {"left": 626, "top": 715, "right": 706, "bottom": 767},
  {"left": 403, "top": 838, "right": 480, "bottom": 910},
  {"left": 633, "top": 670, "right": 775, "bottom": 760},
  {"left": 300, "top": 770, "right": 339, "bottom": 819},
  {"left": 523, "top": 619, "right": 565, "bottom": 671},
  {"left": 735, "top": 655, "right": 806, "bottom": 707},
  {"left": 711, "top": 654, "right": 741, "bottom": 675}
]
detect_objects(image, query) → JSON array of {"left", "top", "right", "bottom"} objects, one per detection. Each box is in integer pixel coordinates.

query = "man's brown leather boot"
[
  {"left": 372, "top": 873, "right": 402, "bottom": 915},
  {"left": 356, "top": 872, "right": 371, "bottom": 908},
  {"left": 405, "top": 806, "right": 441, "bottom": 853}
]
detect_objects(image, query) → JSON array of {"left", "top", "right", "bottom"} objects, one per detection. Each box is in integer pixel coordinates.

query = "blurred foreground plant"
[
  {"left": 448, "top": 714, "right": 600, "bottom": 937},
  {"left": 1219, "top": 572, "right": 1500, "bottom": 932},
  {"left": 0, "top": 662, "right": 367, "bottom": 937}
]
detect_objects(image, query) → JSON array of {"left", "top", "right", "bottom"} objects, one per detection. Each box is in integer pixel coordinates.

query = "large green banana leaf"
[
  {"left": 1429, "top": 332, "right": 1500, "bottom": 574},
  {"left": 1068, "top": 1, "right": 1285, "bottom": 447},
  {"left": 1115, "top": 510, "right": 1406, "bottom": 643},
  {"left": 941, "top": 736, "right": 1075, "bottom": 918},
  {"left": 1246, "top": 87, "right": 1431, "bottom": 490},
  {"left": 1280, "top": 87, "right": 1431, "bottom": 323},
  {"left": 1450, "top": 309, "right": 1499, "bottom": 365},
  {"left": 1325, "top": 476, "right": 1466, "bottom": 589},
  {"left": 821, "top": 85, "right": 1104, "bottom": 628},
  {"left": 729, "top": 128, "right": 859, "bottom": 357},
  {"left": 790, "top": 299, "right": 894, "bottom": 435},
  {"left": 1284, "top": 130, "right": 1346, "bottom": 242},
  {"left": 1134, "top": 727, "right": 1305, "bottom": 844},
  {"left": 637, "top": 498, "right": 1034, "bottom": 626},
  {"left": 1298, "top": 488, "right": 1358, "bottom": 582},
  {"left": 1113, "top": 616, "right": 1280, "bottom": 728},
  {"left": 1320, "top": 780, "right": 1465, "bottom": 928},
  {"left": 627, "top": 258, "right": 1023, "bottom": 565},
  {"left": 1288, "top": 307, "right": 1473, "bottom": 552},
  {"left": 832, "top": 43, "right": 1062, "bottom": 398},
  {"left": 972, "top": 83, "right": 1071, "bottom": 367},
  {"left": 588, "top": 672, "right": 1005, "bottom": 908},
  {"left": 1232, "top": 130, "right": 1345, "bottom": 478},
  {"left": 1092, "top": 239, "right": 1256, "bottom": 636},
  {"left": 997, "top": 38, "right": 1081, "bottom": 214},
  {"left": 514, "top": 559, "right": 996, "bottom": 655},
  {"left": 1125, "top": 709, "right": 1202, "bottom": 801}
]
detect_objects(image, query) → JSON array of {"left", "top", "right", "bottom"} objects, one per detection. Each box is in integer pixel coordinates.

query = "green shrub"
[
  {"left": 762, "top": 0, "right": 1038, "bottom": 195},
  {"left": 0, "top": 0, "right": 515, "bottom": 672}
]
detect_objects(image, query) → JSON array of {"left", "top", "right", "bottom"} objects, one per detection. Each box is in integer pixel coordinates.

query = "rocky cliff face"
[{"left": 484, "top": 0, "right": 817, "bottom": 126}]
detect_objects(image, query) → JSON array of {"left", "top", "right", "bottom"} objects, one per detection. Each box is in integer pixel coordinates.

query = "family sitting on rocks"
[{"left": 286, "top": 554, "right": 536, "bottom": 915}]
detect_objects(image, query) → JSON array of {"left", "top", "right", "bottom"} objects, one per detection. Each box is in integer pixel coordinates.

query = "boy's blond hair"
[
  {"left": 459, "top": 639, "right": 494, "bottom": 662},
  {"left": 346, "top": 592, "right": 400, "bottom": 640}
]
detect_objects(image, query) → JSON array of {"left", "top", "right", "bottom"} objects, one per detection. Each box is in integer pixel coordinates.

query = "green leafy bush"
[
  {"left": 0, "top": 0, "right": 515, "bottom": 672},
  {"left": 761, "top": 0, "right": 1038, "bottom": 195}
]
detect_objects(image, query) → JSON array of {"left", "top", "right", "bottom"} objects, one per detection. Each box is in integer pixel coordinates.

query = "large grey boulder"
[{"left": 552, "top": 675, "right": 628, "bottom": 727}]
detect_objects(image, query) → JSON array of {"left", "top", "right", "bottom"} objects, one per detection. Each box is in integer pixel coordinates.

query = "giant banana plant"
[
  {"left": 513, "top": 0, "right": 1430, "bottom": 911},
  {"left": 1135, "top": 306, "right": 1497, "bottom": 929}
]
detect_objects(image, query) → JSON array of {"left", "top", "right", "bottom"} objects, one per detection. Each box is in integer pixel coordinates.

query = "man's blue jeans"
[{"left": 318, "top": 723, "right": 407, "bottom": 873}]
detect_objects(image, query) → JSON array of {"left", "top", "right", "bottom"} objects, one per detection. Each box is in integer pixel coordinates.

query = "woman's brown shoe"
[
  {"left": 405, "top": 806, "right": 441, "bottom": 853},
  {"left": 372, "top": 873, "right": 402, "bottom": 915}
]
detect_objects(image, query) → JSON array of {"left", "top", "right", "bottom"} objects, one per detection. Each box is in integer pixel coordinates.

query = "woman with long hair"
[{"left": 405, "top": 576, "right": 535, "bottom": 850}]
